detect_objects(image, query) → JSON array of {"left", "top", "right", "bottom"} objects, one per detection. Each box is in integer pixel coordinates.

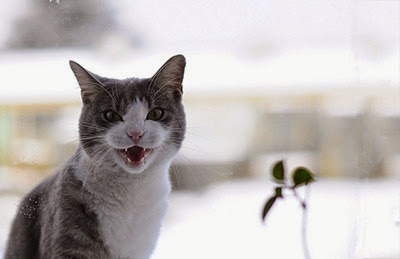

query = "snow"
[
  {"left": 152, "top": 178, "right": 400, "bottom": 259},
  {"left": 0, "top": 178, "right": 398, "bottom": 258}
]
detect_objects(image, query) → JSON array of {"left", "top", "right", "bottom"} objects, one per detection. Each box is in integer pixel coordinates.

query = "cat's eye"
[
  {"left": 146, "top": 108, "right": 164, "bottom": 121},
  {"left": 103, "top": 110, "right": 123, "bottom": 122}
]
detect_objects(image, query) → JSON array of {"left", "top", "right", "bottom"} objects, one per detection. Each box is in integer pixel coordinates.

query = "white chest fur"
[{"left": 96, "top": 164, "right": 171, "bottom": 259}]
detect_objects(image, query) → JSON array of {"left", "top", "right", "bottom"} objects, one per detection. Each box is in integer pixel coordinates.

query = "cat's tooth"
[
  {"left": 127, "top": 157, "right": 132, "bottom": 163},
  {"left": 124, "top": 148, "right": 128, "bottom": 152}
]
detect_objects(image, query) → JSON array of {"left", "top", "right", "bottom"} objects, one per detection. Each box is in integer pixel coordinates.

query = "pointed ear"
[
  {"left": 69, "top": 60, "right": 103, "bottom": 102},
  {"left": 151, "top": 54, "right": 186, "bottom": 93}
]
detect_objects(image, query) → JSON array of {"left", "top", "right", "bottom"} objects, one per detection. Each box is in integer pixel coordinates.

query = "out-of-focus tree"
[{"left": 8, "top": 0, "right": 118, "bottom": 48}]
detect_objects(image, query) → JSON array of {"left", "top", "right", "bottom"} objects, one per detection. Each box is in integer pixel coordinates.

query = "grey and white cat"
[{"left": 5, "top": 55, "right": 186, "bottom": 259}]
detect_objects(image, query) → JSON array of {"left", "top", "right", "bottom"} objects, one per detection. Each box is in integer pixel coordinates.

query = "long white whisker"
[{"left": 80, "top": 143, "right": 110, "bottom": 195}]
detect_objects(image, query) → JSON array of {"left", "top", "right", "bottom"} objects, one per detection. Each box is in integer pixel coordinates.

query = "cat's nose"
[{"left": 126, "top": 131, "right": 144, "bottom": 144}]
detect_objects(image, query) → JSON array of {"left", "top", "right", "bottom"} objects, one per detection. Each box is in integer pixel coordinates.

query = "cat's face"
[{"left": 70, "top": 55, "right": 186, "bottom": 174}]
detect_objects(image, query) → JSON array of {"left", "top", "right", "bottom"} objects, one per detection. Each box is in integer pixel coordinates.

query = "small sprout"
[
  {"left": 262, "top": 161, "right": 316, "bottom": 222},
  {"left": 272, "top": 160, "right": 284, "bottom": 182},
  {"left": 262, "top": 196, "right": 277, "bottom": 222},
  {"left": 261, "top": 160, "right": 316, "bottom": 259},
  {"left": 292, "top": 167, "right": 315, "bottom": 187}
]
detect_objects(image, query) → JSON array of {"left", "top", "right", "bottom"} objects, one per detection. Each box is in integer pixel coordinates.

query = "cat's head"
[{"left": 70, "top": 55, "right": 186, "bottom": 174}]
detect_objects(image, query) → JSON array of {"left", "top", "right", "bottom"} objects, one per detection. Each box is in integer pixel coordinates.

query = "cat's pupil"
[
  {"left": 147, "top": 108, "right": 164, "bottom": 121},
  {"left": 104, "top": 110, "right": 122, "bottom": 122}
]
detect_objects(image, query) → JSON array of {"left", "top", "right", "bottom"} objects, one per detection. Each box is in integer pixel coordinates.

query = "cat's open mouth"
[{"left": 118, "top": 146, "right": 152, "bottom": 167}]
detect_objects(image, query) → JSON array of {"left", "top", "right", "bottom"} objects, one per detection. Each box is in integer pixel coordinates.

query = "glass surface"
[{"left": 0, "top": 1, "right": 399, "bottom": 258}]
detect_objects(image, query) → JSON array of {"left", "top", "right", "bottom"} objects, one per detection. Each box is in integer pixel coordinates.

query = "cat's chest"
[{"left": 96, "top": 169, "right": 171, "bottom": 259}]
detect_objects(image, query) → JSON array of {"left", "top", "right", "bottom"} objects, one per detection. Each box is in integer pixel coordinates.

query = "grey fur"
[{"left": 5, "top": 55, "right": 186, "bottom": 259}]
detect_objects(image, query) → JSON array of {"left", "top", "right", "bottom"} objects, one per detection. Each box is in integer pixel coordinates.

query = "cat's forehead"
[
  {"left": 102, "top": 77, "right": 151, "bottom": 107},
  {"left": 101, "top": 77, "right": 179, "bottom": 112},
  {"left": 105, "top": 77, "right": 149, "bottom": 97}
]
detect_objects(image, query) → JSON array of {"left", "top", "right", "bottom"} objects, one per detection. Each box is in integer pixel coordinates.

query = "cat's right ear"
[
  {"left": 151, "top": 55, "right": 186, "bottom": 94},
  {"left": 69, "top": 60, "right": 103, "bottom": 103}
]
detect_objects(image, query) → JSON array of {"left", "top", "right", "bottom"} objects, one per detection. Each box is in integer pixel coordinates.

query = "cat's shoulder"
[{"left": 20, "top": 173, "right": 55, "bottom": 209}]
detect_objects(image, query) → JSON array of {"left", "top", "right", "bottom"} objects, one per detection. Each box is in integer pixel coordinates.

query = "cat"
[{"left": 5, "top": 54, "right": 186, "bottom": 259}]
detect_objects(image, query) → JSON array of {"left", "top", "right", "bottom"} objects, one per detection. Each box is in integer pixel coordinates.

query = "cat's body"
[{"left": 5, "top": 55, "right": 186, "bottom": 259}]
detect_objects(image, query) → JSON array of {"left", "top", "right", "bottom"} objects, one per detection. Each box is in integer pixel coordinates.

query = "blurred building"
[
  {"left": 0, "top": 50, "right": 398, "bottom": 193},
  {"left": 0, "top": 0, "right": 399, "bottom": 193}
]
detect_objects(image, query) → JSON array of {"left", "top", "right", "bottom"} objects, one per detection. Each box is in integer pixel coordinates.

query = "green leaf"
[
  {"left": 292, "top": 167, "right": 315, "bottom": 187},
  {"left": 272, "top": 160, "right": 284, "bottom": 181},
  {"left": 275, "top": 187, "right": 283, "bottom": 198},
  {"left": 262, "top": 196, "right": 277, "bottom": 222}
]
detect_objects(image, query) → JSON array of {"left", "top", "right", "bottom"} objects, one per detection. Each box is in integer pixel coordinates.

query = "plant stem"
[
  {"left": 284, "top": 183, "right": 313, "bottom": 259},
  {"left": 301, "top": 185, "right": 311, "bottom": 259},
  {"left": 291, "top": 186, "right": 306, "bottom": 208}
]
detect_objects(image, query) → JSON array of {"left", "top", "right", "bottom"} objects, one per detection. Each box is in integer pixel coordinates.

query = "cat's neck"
[{"left": 65, "top": 146, "right": 172, "bottom": 258}]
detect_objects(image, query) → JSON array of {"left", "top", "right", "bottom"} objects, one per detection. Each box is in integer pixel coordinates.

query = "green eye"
[
  {"left": 146, "top": 108, "right": 164, "bottom": 121},
  {"left": 104, "top": 110, "right": 122, "bottom": 122}
]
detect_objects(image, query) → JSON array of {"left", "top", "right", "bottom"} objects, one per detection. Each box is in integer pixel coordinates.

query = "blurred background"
[{"left": 0, "top": 0, "right": 399, "bottom": 258}]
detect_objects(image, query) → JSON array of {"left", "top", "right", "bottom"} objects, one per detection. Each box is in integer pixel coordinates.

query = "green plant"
[{"left": 261, "top": 160, "right": 315, "bottom": 259}]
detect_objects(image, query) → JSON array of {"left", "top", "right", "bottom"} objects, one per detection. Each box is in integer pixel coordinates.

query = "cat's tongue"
[{"left": 126, "top": 146, "right": 145, "bottom": 163}]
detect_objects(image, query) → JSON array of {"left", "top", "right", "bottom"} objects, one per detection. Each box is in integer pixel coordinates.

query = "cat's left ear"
[
  {"left": 69, "top": 60, "right": 104, "bottom": 102},
  {"left": 151, "top": 54, "right": 186, "bottom": 93}
]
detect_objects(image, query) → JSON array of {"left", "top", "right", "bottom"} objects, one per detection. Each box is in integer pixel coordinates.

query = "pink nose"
[{"left": 126, "top": 131, "right": 144, "bottom": 144}]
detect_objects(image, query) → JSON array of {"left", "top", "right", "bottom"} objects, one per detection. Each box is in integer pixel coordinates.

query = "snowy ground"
[{"left": 0, "top": 178, "right": 399, "bottom": 259}]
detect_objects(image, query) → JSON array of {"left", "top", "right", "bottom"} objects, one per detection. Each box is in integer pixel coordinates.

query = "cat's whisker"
[
  {"left": 170, "top": 163, "right": 181, "bottom": 190},
  {"left": 163, "top": 138, "right": 204, "bottom": 154},
  {"left": 81, "top": 143, "right": 111, "bottom": 194},
  {"left": 80, "top": 123, "right": 111, "bottom": 131},
  {"left": 176, "top": 151, "right": 229, "bottom": 178},
  {"left": 178, "top": 145, "right": 205, "bottom": 153},
  {"left": 160, "top": 143, "right": 206, "bottom": 191},
  {"left": 164, "top": 125, "right": 210, "bottom": 141},
  {"left": 80, "top": 121, "right": 110, "bottom": 127},
  {"left": 158, "top": 145, "right": 182, "bottom": 190},
  {"left": 80, "top": 140, "right": 104, "bottom": 145},
  {"left": 79, "top": 136, "right": 106, "bottom": 142},
  {"left": 163, "top": 141, "right": 229, "bottom": 180},
  {"left": 79, "top": 135, "right": 105, "bottom": 140},
  {"left": 61, "top": 139, "right": 80, "bottom": 145},
  {"left": 81, "top": 159, "right": 103, "bottom": 193},
  {"left": 86, "top": 144, "right": 110, "bottom": 170},
  {"left": 92, "top": 147, "right": 114, "bottom": 181},
  {"left": 80, "top": 126, "right": 107, "bottom": 131},
  {"left": 63, "top": 151, "right": 81, "bottom": 173}
]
